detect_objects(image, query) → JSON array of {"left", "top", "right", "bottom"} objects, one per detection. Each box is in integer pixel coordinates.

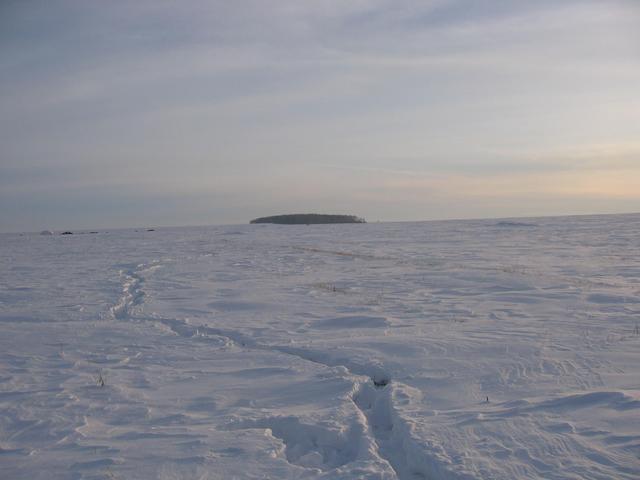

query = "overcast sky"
[{"left": 1, "top": 0, "right": 639, "bottom": 231}]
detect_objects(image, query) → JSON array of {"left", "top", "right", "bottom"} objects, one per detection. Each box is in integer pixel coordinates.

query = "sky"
[{"left": 1, "top": 0, "right": 639, "bottom": 232}]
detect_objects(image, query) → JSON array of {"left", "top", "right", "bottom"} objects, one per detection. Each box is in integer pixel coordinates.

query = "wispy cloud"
[{"left": 1, "top": 0, "right": 639, "bottom": 230}]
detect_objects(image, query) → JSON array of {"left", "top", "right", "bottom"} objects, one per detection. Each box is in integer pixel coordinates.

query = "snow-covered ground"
[{"left": 1, "top": 214, "right": 639, "bottom": 479}]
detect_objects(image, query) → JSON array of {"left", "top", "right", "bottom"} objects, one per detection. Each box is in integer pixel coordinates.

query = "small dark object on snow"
[
  {"left": 147, "top": 228, "right": 155, "bottom": 232},
  {"left": 61, "top": 231, "right": 73, "bottom": 235},
  {"left": 373, "top": 377, "right": 390, "bottom": 388}
]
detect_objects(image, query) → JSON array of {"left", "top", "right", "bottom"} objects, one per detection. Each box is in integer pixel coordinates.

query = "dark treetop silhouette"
[{"left": 250, "top": 214, "right": 366, "bottom": 225}]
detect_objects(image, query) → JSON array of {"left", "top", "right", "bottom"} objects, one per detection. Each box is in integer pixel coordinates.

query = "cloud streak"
[{"left": 1, "top": 0, "right": 639, "bottom": 231}]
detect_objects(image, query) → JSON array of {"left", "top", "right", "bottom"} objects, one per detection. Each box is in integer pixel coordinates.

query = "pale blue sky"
[{"left": 1, "top": 0, "right": 639, "bottom": 231}]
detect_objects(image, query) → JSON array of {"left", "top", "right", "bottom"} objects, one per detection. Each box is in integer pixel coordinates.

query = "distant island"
[{"left": 250, "top": 214, "right": 366, "bottom": 225}]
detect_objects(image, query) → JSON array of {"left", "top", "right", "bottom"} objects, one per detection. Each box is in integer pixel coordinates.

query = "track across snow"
[{"left": 1, "top": 215, "right": 639, "bottom": 479}]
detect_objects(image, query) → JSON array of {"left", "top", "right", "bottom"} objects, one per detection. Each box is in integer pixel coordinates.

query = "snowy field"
[{"left": 1, "top": 214, "right": 639, "bottom": 479}]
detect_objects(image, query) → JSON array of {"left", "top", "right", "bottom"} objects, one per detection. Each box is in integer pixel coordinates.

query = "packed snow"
[{"left": 1, "top": 214, "right": 639, "bottom": 479}]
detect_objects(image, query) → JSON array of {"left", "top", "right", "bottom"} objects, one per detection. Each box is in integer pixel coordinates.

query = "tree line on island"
[{"left": 250, "top": 214, "right": 366, "bottom": 225}]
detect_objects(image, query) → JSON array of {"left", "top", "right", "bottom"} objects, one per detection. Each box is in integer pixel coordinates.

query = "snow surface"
[{"left": 1, "top": 214, "right": 639, "bottom": 479}]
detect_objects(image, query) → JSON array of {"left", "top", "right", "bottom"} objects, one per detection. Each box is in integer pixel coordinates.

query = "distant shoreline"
[{"left": 5, "top": 211, "right": 640, "bottom": 235}]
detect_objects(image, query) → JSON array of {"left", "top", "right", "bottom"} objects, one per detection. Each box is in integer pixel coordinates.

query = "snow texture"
[{"left": 1, "top": 214, "right": 639, "bottom": 479}]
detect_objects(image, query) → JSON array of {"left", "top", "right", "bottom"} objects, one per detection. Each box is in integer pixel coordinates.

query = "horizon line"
[{"left": 4, "top": 210, "right": 639, "bottom": 235}]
